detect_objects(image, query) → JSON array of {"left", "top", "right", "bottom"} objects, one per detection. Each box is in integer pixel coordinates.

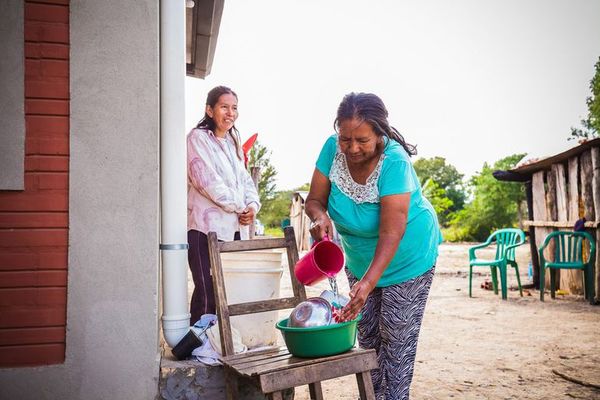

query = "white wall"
[{"left": 0, "top": 1, "right": 161, "bottom": 398}]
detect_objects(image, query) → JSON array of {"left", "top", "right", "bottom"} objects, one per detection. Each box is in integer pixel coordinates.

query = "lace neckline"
[{"left": 330, "top": 145, "right": 385, "bottom": 204}]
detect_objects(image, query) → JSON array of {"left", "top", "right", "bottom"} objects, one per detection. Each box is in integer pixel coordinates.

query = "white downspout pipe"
[{"left": 160, "top": 0, "right": 190, "bottom": 347}]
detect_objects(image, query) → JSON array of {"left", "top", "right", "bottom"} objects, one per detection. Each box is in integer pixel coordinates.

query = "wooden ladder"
[{"left": 207, "top": 226, "right": 377, "bottom": 400}]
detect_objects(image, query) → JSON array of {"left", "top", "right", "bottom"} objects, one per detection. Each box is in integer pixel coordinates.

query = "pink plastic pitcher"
[{"left": 294, "top": 236, "right": 344, "bottom": 286}]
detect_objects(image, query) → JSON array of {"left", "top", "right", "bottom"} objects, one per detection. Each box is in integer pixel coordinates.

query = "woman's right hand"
[{"left": 308, "top": 214, "right": 334, "bottom": 241}]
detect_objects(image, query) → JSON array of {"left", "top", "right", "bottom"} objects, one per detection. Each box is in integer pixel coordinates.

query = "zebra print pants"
[{"left": 346, "top": 266, "right": 435, "bottom": 400}]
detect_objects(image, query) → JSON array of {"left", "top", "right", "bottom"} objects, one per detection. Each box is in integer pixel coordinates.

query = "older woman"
[
  {"left": 305, "top": 92, "right": 442, "bottom": 400},
  {"left": 187, "top": 86, "right": 260, "bottom": 325}
]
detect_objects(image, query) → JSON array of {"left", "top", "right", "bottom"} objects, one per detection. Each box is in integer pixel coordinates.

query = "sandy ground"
[
  {"left": 277, "top": 243, "right": 600, "bottom": 400},
  {"left": 187, "top": 242, "right": 600, "bottom": 399}
]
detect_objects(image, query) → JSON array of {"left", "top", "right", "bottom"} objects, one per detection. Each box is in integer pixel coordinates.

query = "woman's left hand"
[
  {"left": 338, "top": 278, "right": 375, "bottom": 322},
  {"left": 238, "top": 207, "right": 255, "bottom": 225}
]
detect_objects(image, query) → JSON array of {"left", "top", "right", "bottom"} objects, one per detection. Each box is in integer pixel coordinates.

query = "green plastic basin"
[{"left": 275, "top": 315, "right": 361, "bottom": 358}]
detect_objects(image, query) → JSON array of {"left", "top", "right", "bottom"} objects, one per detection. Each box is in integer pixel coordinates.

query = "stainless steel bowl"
[
  {"left": 319, "top": 290, "right": 350, "bottom": 308},
  {"left": 288, "top": 297, "right": 332, "bottom": 328}
]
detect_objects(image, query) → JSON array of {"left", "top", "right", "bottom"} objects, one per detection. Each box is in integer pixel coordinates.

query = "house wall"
[
  {"left": 529, "top": 146, "right": 600, "bottom": 297},
  {"left": 0, "top": 0, "right": 70, "bottom": 367},
  {"left": 0, "top": 1, "right": 25, "bottom": 190},
  {"left": 0, "top": 0, "right": 161, "bottom": 399}
]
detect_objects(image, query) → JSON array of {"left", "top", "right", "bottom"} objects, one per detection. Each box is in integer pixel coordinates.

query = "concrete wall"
[
  {"left": 0, "top": 1, "right": 24, "bottom": 190},
  {"left": 0, "top": 0, "right": 161, "bottom": 398}
]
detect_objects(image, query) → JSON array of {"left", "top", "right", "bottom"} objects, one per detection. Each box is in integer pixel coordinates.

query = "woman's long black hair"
[
  {"left": 334, "top": 92, "right": 417, "bottom": 156},
  {"left": 196, "top": 85, "right": 243, "bottom": 160}
]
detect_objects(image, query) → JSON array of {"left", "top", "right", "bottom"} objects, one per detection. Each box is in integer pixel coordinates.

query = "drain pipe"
[{"left": 160, "top": 0, "right": 190, "bottom": 347}]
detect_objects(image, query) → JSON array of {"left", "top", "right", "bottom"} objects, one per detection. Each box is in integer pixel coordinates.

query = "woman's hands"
[
  {"left": 305, "top": 168, "right": 332, "bottom": 241},
  {"left": 308, "top": 214, "right": 334, "bottom": 241},
  {"left": 238, "top": 206, "right": 255, "bottom": 225},
  {"left": 338, "top": 278, "right": 375, "bottom": 322}
]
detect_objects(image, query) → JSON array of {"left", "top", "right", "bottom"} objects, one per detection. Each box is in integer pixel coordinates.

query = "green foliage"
[
  {"left": 264, "top": 226, "right": 284, "bottom": 238},
  {"left": 413, "top": 157, "right": 466, "bottom": 212},
  {"left": 447, "top": 154, "right": 526, "bottom": 242},
  {"left": 259, "top": 190, "right": 293, "bottom": 227},
  {"left": 260, "top": 183, "right": 312, "bottom": 228},
  {"left": 421, "top": 178, "right": 454, "bottom": 226},
  {"left": 248, "top": 141, "right": 277, "bottom": 203},
  {"left": 247, "top": 140, "right": 291, "bottom": 228},
  {"left": 570, "top": 56, "right": 600, "bottom": 140},
  {"left": 413, "top": 157, "right": 465, "bottom": 227}
]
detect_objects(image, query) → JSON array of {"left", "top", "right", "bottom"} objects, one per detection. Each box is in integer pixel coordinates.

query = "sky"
[{"left": 185, "top": 0, "right": 600, "bottom": 191}]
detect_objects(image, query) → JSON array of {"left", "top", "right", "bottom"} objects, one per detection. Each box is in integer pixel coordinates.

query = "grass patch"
[{"left": 264, "top": 226, "right": 284, "bottom": 238}]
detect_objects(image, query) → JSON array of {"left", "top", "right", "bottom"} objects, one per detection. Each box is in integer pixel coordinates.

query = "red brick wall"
[{"left": 0, "top": 0, "right": 69, "bottom": 367}]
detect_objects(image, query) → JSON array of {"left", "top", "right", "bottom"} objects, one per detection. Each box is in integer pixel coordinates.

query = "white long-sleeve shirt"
[{"left": 187, "top": 127, "right": 261, "bottom": 240}]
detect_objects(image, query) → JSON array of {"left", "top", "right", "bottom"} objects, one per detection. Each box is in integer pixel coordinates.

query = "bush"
[{"left": 446, "top": 153, "right": 525, "bottom": 242}]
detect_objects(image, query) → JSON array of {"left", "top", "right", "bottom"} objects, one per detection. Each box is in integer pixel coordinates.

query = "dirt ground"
[{"left": 282, "top": 243, "right": 600, "bottom": 400}]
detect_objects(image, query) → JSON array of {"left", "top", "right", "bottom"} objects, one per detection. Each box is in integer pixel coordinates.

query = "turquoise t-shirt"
[{"left": 316, "top": 134, "right": 443, "bottom": 287}]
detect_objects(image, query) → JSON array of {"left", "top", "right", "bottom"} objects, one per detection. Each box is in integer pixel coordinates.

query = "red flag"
[{"left": 242, "top": 133, "right": 258, "bottom": 168}]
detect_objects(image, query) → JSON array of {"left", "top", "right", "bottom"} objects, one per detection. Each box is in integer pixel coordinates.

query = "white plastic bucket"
[{"left": 220, "top": 249, "right": 284, "bottom": 348}]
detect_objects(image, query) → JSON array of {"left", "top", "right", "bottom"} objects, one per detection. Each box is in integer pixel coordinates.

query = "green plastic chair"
[
  {"left": 469, "top": 228, "right": 526, "bottom": 300},
  {"left": 538, "top": 230, "right": 596, "bottom": 304}
]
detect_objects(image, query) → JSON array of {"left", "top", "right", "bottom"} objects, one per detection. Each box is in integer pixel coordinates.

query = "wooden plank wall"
[
  {"left": 533, "top": 147, "right": 600, "bottom": 299},
  {"left": 591, "top": 147, "right": 600, "bottom": 302},
  {"left": 546, "top": 168, "right": 558, "bottom": 289},
  {"left": 532, "top": 171, "right": 551, "bottom": 288},
  {"left": 562, "top": 157, "right": 583, "bottom": 293},
  {"left": 289, "top": 196, "right": 311, "bottom": 252},
  {"left": 552, "top": 164, "right": 568, "bottom": 289},
  {"left": 0, "top": 0, "right": 69, "bottom": 367},
  {"left": 580, "top": 151, "right": 595, "bottom": 298}
]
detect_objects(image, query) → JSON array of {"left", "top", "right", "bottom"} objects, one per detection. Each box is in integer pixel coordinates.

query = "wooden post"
[
  {"left": 207, "top": 232, "right": 235, "bottom": 356},
  {"left": 284, "top": 226, "right": 307, "bottom": 302},
  {"left": 591, "top": 147, "right": 600, "bottom": 303},
  {"left": 302, "top": 204, "right": 312, "bottom": 252},
  {"left": 553, "top": 164, "right": 568, "bottom": 290},
  {"left": 546, "top": 169, "right": 559, "bottom": 291},
  {"left": 568, "top": 157, "right": 580, "bottom": 221},
  {"left": 554, "top": 163, "right": 568, "bottom": 222},
  {"left": 525, "top": 181, "right": 540, "bottom": 288},
  {"left": 565, "top": 156, "right": 583, "bottom": 294},
  {"left": 290, "top": 194, "right": 303, "bottom": 250},
  {"left": 581, "top": 150, "right": 595, "bottom": 222},
  {"left": 547, "top": 170, "right": 558, "bottom": 221},
  {"left": 249, "top": 166, "right": 261, "bottom": 239},
  {"left": 532, "top": 171, "right": 550, "bottom": 291},
  {"left": 581, "top": 150, "right": 595, "bottom": 301}
]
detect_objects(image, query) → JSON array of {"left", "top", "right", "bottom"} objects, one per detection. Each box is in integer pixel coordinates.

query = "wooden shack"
[
  {"left": 494, "top": 138, "right": 600, "bottom": 302},
  {"left": 290, "top": 191, "right": 312, "bottom": 252}
]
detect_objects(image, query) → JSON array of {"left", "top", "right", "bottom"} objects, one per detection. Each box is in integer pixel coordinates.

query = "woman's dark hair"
[
  {"left": 334, "top": 92, "right": 417, "bottom": 156},
  {"left": 197, "top": 85, "right": 242, "bottom": 160}
]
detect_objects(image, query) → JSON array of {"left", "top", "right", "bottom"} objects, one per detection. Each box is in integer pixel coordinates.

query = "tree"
[
  {"left": 259, "top": 190, "right": 293, "bottom": 228},
  {"left": 413, "top": 157, "right": 466, "bottom": 212},
  {"left": 446, "top": 154, "right": 526, "bottom": 242},
  {"left": 421, "top": 178, "right": 453, "bottom": 225},
  {"left": 570, "top": 56, "right": 600, "bottom": 140},
  {"left": 247, "top": 141, "right": 277, "bottom": 204}
]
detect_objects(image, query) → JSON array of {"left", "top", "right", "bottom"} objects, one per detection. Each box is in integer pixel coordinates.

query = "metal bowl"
[
  {"left": 288, "top": 297, "right": 332, "bottom": 328},
  {"left": 319, "top": 290, "right": 349, "bottom": 308}
]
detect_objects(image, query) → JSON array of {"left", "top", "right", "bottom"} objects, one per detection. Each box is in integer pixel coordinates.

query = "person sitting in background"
[
  {"left": 305, "top": 92, "right": 442, "bottom": 399},
  {"left": 187, "top": 85, "right": 260, "bottom": 324}
]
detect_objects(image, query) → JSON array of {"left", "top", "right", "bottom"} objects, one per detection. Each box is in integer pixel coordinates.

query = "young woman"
[{"left": 187, "top": 86, "right": 260, "bottom": 324}]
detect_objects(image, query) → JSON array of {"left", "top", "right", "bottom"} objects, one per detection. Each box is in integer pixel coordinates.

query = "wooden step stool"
[{"left": 207, "top": 227, "right": 378, "bottom": 400}]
